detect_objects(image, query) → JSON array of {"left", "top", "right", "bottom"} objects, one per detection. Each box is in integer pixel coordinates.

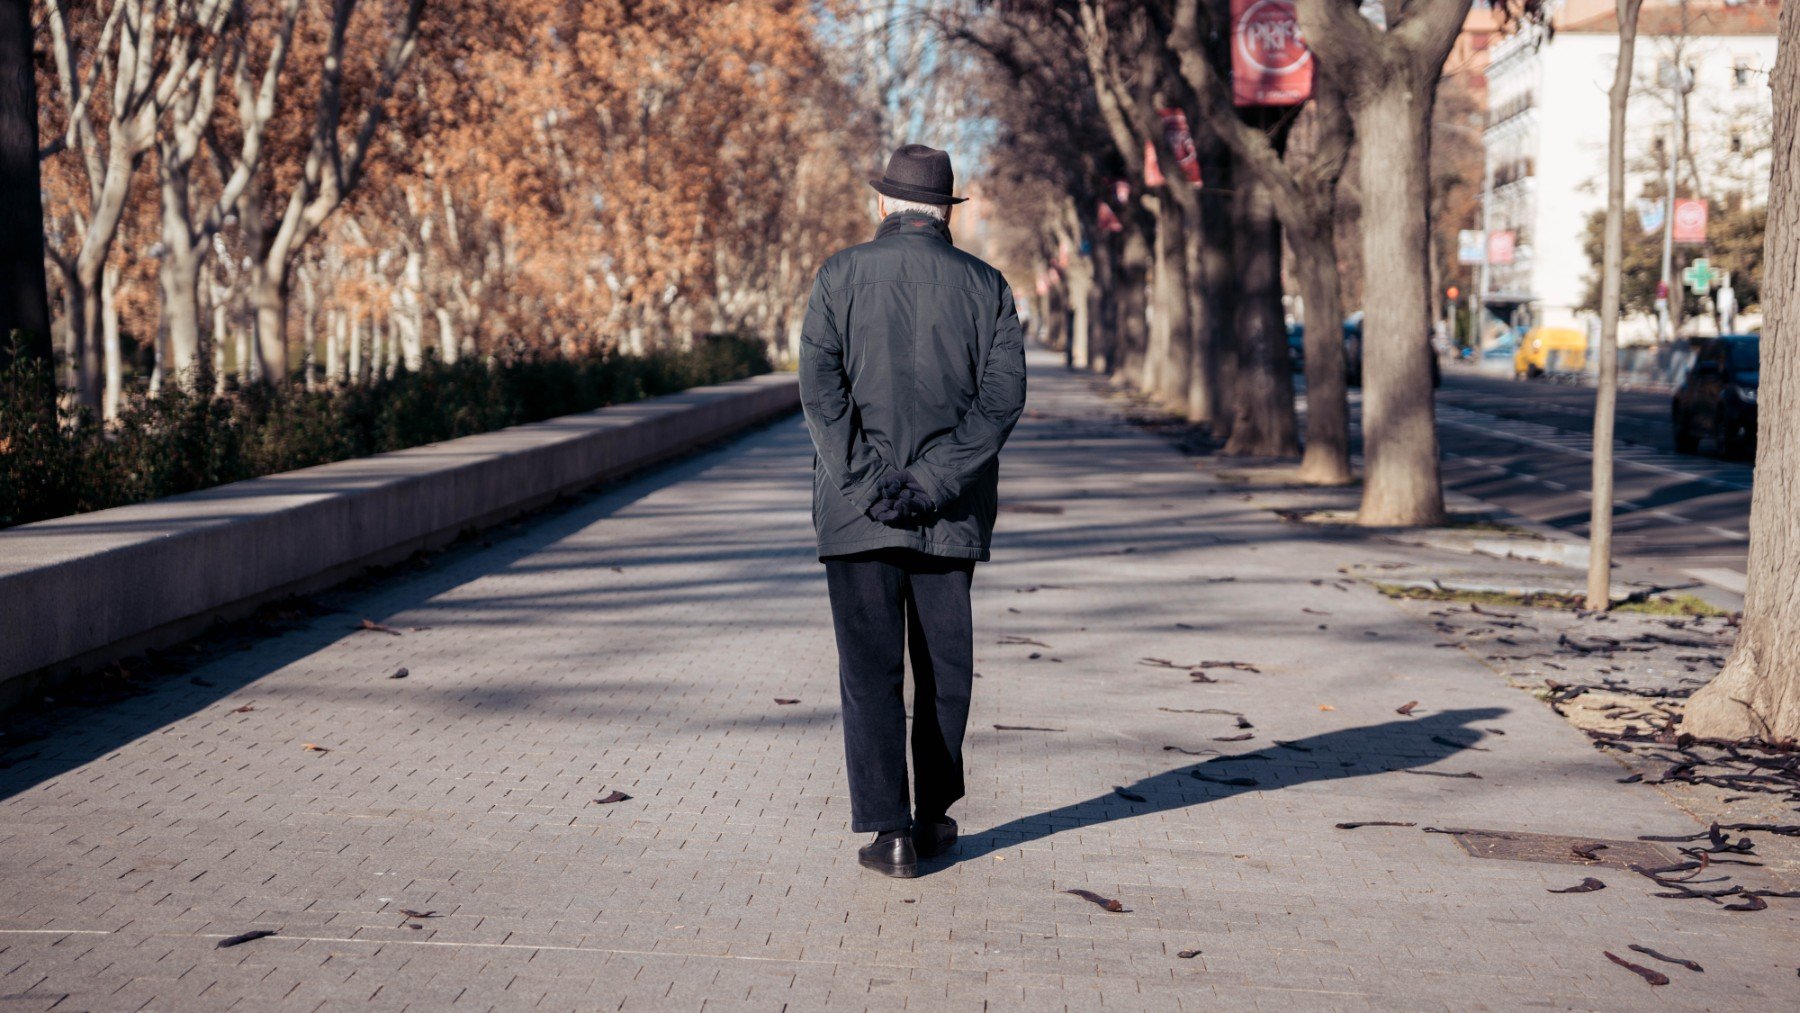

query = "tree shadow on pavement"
[{"left": 940, "top": 707, "right": 1509, "bottom": 869}]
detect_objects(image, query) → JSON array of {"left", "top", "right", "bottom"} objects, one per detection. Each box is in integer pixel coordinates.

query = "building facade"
[{"left": 1479, "top": 0, "right": 1777, "bottom": 343}]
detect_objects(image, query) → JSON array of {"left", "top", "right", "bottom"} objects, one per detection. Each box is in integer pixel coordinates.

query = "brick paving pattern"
[{"left": 2, "top": 349, "right": 1797, "bottom": 1010}]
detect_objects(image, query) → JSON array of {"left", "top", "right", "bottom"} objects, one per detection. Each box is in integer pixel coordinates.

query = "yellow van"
[{"left": 1514, "top": 327, "right": 1589, "bottom": 378}]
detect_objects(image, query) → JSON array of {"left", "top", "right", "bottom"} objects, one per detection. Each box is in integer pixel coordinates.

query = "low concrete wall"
[{"left": 0, "top": 372, "right": 800, "bottom": 708}]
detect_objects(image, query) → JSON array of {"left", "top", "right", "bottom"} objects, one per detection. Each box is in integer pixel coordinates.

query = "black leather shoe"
[
  {"left": 914, "top": 816, "right": 958, "bottom": 859},
  {"left": 858, "top": 831, "right": 918, "bottom": 878}
]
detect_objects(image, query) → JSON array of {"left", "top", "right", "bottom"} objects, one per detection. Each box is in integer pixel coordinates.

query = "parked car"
[
  {"left": 1672, "top": 334, "right": 1760, "bottom": 457},
  {"left": 1339, "top": 312, "right": 1439, "bottom": 387},
  {"left": 1513, "top": 326, "right": 1589, "bottom": 379}
]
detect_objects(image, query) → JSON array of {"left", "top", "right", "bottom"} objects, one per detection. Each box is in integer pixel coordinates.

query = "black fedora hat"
[{"left": 869, "top": 143, "right": 967, "bottom": 205}]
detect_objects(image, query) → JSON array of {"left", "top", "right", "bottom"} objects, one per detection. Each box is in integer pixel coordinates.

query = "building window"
[
  {"left": 1734, "top": 59, "right": 1751, "bottom": 88},
  {"left": 1731, "top": 133, "right": 1743, "bottom": 153}
]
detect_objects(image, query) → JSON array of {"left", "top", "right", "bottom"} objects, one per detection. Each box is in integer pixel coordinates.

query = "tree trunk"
[
  {"left": 0, "top": 0, "right": 50, "bottom": 367},
  {"left": 1116, "top": 226, "right": 1151, "bottom": 386},
  {"left": 1589, "top": 0, "right": 1645, "bottom": 608},
  {"left": 1684, "top": 0, "right": 1800, "bottom": 742},
  {"left": 1292, "top": 220, "right": 1353, "bottom": 484},
  {"left": 156, "top": 220, "right": 205, "bottom": 390},
  {"left": 1223, "top": 155, "right": 1298, "bottom": 457},
  {"left": 101, "top": 263, "right": 121, "bottom": 421},
  {"left": 1142, "top": 208, "right": 1171, "bottom": 398},
  {"left": 1198, "top": 148, "right": 1237, "bottom": 441},
  {"left": 1152, "top": 197, "right": 1194, "bottom": 411},
  {"left": 251, "top": 265, "right": 288, "bottom": 385},
  {"left": 1351, "top": 82, "right": 1446, "bottom": 525}
]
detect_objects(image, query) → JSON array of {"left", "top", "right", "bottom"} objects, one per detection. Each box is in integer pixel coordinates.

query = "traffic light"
[{"left": 1446, "top": 286, "right": 1460, "bottom": 301}]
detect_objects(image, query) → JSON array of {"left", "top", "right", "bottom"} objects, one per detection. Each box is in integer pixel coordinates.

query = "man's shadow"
[{"left": 938, "top": 707, "right": 1509, "bottom": 868}]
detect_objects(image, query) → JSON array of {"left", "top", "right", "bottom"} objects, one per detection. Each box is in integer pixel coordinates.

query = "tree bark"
[
  {"left": 1684, "top": 0, "right": 1800, "bottom": 743},
  {"left": 1588, "top": 0, "right": 1645, "bottom": 608},
  {"left": 1294, "top": 0, "right": 1467, "bottom": 525},
  {"left": 1291, "top": 217, "right": 1352, "bottom": 483},
  {"left": 1347, "top": 81, "right": 1446, "bottom": 524},
  {"left": 1222, "top": 149, "right": 1298, "bottom": 457},
  {"left": 0, "top": 0, "right": 50, "bottom": 367}
]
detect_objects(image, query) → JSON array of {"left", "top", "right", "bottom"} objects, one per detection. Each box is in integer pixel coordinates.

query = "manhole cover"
[{"left": 1431, "top": 828, "right": 1681, "bottom": 871}]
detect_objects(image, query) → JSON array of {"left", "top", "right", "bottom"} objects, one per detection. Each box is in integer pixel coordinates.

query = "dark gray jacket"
[{"left": 799, "top": 212, "right": 1027, "bottom": 561}]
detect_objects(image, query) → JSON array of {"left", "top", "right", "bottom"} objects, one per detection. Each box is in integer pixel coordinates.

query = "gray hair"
[{"left": 883, "top": 196, "right": 947, "bottom": 220}]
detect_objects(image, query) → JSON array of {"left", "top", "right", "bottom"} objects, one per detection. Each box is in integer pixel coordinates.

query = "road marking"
[{"left": 1436, "top": 408, "right": 1752, "bottom": 491}]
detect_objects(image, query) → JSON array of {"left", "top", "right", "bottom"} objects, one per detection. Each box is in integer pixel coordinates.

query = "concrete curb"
[{"left": 0, "top": 372, "right": 800, "bottom": 709}]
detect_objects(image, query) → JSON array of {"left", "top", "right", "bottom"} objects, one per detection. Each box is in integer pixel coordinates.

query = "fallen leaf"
[
  {"left": 1400, "top": 769, "right": 1481, "bottom": 779},
  {"left": 1548, "top": 877, "right": 1607, "bottom": 894},
  {"left": 1065, "top": 888, "right": 1127, "bottom": 912},
  {"left": 1212, "top": 732, "right": 1255, "bottom": 742},
  {"left": 1235, "top": 716, "right": 1254, "bottom": 729},
  {"left": 1176, "top": 949, "right": 1202, "bottom": 958},
  {"left": 1318, "top": 705, "right": 1336, "bottom": 712},
  {"left": 1113, "top": 786, "right": 1147, "bottom": 802},
  {"left": 357, "top": 619, "right": 402, "bottom": 636},
  {"left": 232, "top": 704, "right": 255, "bottom": 714},
  {"left": 594, "top": 790, "right": 631, "bottom": 804},
  {"left": 994, "top": 724, "right": 1064, "bottom": 732},
  {"left": 389, "top": 668, "right": 409, "bottom": 680},
  {"left": 1605, "top": 951, "right": 1670, "bottom": 986},
  {"left": 1572, "top": 842, "right": 1609, "bottom": 862},
  {"left": 1335, "top": 821, "right": 1417, "bottom": 830},
  {"left": 1628, "top": 945, "right": 1702, "bottom": 973},
  {"left": 1396, "top": 701, "right": 1419, "bottom": 716},
  {"left": 400, "top": 909, "right": 438, "bottom": 919},
  {"left": 774, "top": 698, "right": 800, "bottom": 705},
  {"left": 301, "top": 743, "right": 329, "bottom": 753},
  {"left": 1723, "top": 894, "right": 1768, "bottom": 912},
  {"left": 1162, "top": 745, "right": 1220, "bottom": 756},
  {"left": 216, "top": 929, "right": 277, "bottom": 948}
]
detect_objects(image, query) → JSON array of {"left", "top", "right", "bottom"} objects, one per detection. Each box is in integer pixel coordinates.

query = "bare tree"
[
  {"left": 1683, "top": 0, "right": 1800, "bottom": 744},
  {"left": 42, "top": 0, "right": 231, "bottom": 410},
  {"left": 1587, "top": 0, "right": 1646, "bottom": 610},
  {"left": 1294, "top": 0, "right": 1471, "bottom": 524},
  {"left": 242, "top": 0, "right": 423, "bottom": 386},
  {"left": 154, "top": 0, "right": 301, "bottom": 390}
]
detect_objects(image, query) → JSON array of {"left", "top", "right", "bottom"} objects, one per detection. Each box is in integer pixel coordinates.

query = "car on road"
[
  {"left": 1672, "top": 334, "right": 1760, "bottom": 457},
  {"left": 1514, "top": 326, "right": 1589, "bottom": 379}
]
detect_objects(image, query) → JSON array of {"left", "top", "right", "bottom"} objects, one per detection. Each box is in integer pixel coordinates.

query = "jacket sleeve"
[
  {"left": 798, "top": 267, "right": 893, "bottom": 514},
  {"left": 908, "top": 283, "right": 1028, "bottom": 507}
]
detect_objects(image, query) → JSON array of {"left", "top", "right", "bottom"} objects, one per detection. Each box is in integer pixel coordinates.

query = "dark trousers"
[{"left": 823, "top": 548, "right": 976, "bottom": 833}]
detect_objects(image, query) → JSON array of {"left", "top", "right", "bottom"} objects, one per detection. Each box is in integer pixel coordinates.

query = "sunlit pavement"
[{"left": 1, "top": 349, "right": 1793, "bottom": 1010}]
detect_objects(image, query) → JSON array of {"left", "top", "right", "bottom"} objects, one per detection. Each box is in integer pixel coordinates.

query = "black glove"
[{"left": 867, "top": 470, "right": 934, "bottom": 525}]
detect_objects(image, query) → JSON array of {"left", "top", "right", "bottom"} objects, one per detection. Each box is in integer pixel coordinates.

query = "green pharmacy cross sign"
[{"left": 1683, "top": 258, "right": 1716, "bottom": 295}]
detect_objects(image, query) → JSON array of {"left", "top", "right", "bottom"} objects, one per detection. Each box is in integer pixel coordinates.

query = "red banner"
[
  {"left": 1232, "top": 0, "right": 1313, "bottom": 107},
  {"left": 1673, "top": 199, "right": 1709, "bottom": 244},
  {"left": 1487, "top": 230, "right": 1515, "bottom": 266},
  {"left": 1160, "top": 109, "right": 1201, "bottom": 185}
]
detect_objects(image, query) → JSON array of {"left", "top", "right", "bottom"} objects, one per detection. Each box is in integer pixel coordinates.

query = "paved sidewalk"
[{"left": 2, "top": 349, "right": 1796, "bottom": 1011}]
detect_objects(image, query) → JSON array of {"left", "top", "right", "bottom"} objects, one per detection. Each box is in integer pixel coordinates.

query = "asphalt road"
[{"left": 1421, "top": 367, "right": 1752, "bottom": 595}]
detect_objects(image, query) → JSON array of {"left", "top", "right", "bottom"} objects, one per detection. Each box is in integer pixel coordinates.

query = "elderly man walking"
[{"left": 798, "top": 143, "right": 1028, "bottom": 878}]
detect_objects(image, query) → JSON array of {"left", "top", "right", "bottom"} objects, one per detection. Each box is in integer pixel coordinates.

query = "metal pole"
[
  {"left": 1659, "top": 82, "right": 1678, "bottom": 342},
  {"left": 1478, "top": 144, "right": 1495, "bottom": 343}
]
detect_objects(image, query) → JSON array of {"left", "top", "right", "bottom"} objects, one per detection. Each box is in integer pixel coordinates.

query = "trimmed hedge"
[{"left": 0, "top": 335, "right": 771, "bottom": 529}]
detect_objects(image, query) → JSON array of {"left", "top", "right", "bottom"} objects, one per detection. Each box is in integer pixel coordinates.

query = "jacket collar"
[{"left": 874, "top": 210, "right": 953, "bottom": 245}]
